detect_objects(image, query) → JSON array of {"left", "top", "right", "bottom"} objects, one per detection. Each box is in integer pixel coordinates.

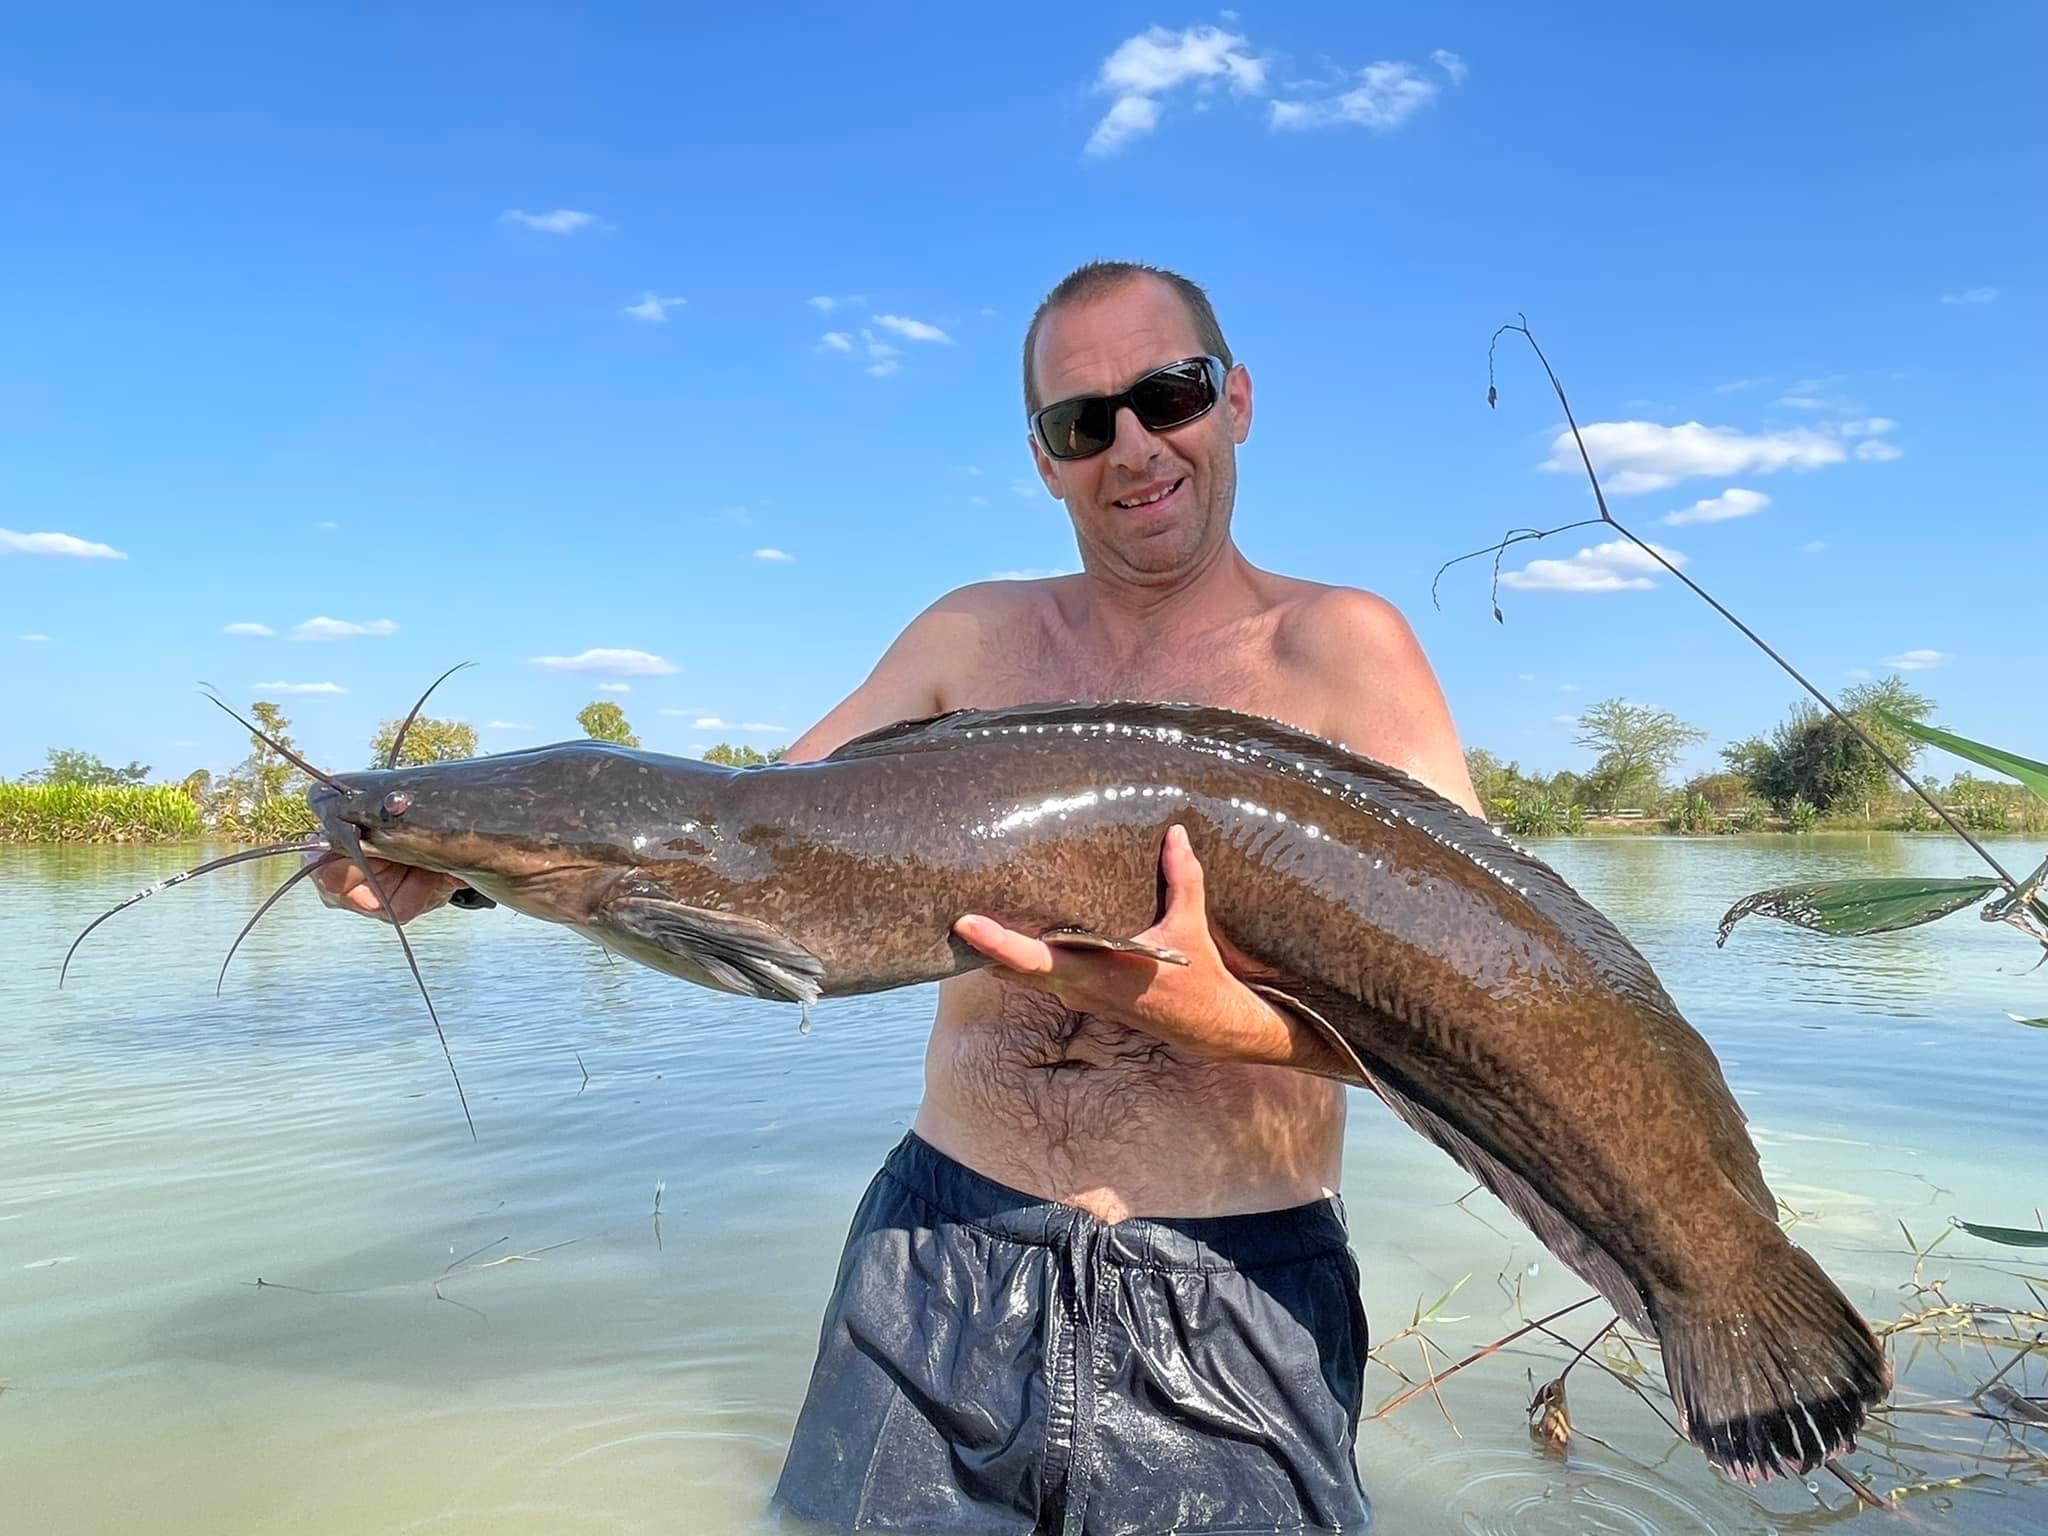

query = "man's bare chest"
[{"left": 944, "top": 624, "right": 1325, "bottom": 738}]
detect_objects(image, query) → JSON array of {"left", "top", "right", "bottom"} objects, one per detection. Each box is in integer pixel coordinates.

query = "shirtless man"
[{"left": 316, "top": 261, "right": 1480, "bottom": 1533}]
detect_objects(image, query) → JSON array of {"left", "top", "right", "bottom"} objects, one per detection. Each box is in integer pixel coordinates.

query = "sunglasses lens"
[
  {"left": 1036, "top": 398, "right": 1114, "bottom": 460},
  {"left": 1130, "top": 360, "right": 1218, "bottom": 431}
]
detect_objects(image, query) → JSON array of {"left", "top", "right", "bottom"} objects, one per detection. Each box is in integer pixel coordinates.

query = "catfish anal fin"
[
  {"left": 1042, "top": 925, "right": 1188, "bottom": 966},
  {"left": 600, "top": 897, "right": 825, "bottom": 1005}
]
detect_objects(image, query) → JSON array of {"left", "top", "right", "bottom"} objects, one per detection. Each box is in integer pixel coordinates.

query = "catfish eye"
[{"left": 382, "top": 791, "right": 414, "bottom": 818}]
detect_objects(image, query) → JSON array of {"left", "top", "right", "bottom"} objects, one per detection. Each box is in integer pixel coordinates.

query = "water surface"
[{"left": 4, "top": 834, "right": 2044, "bottom": 1532}]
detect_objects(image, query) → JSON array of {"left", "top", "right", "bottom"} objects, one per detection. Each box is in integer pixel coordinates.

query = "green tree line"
[{"left": 5, "top": 697, "right": 789, "bottom": 843}]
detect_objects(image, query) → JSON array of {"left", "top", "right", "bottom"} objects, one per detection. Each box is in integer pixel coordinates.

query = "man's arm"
[{"left": 1290, "top": 587, "right": 1484, "bottom": 819}]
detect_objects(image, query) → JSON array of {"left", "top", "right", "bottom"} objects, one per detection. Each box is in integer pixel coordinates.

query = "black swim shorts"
[{"left": 773, "top": 1132, "right": 1372, "bottom": 1534}]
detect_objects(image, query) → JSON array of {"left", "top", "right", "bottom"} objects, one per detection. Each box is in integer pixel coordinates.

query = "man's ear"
[{"left": 1026, "top": 432, "right": 1063, "bottom": 497}]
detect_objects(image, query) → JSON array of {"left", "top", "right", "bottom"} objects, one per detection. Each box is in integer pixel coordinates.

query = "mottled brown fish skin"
[{"left": 312, "top": 700, "right": 1889, "bottom": 1482}]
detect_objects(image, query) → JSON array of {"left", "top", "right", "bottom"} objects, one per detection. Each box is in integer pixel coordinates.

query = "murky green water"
[{"left": 4, "top": 834, "right": 2044, "bottom": 1533}]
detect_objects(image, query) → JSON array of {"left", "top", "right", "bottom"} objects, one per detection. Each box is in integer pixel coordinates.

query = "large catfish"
[{"left": 76, "top": 700, "right": 1891, "bottom": 1482}]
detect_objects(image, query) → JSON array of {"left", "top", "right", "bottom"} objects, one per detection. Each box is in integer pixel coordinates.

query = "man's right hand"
[{"left": 310, "top": 853, "right": 465, "bottom": 924}]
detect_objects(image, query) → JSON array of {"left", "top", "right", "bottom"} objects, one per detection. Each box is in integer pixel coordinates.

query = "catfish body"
[{"left": 314, "top": 701, "right": 1889, "bottom": 1483}]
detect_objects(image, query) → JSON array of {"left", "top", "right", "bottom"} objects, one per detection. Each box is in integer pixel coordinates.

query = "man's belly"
[{"left": 911, "top": 973, "right": 1347, "bottom": 1223}]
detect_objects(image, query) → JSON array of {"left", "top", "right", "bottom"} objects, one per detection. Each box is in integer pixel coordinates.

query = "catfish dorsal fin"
[{"left": 821, "top": 709, "right": 981, "bottom": 761}]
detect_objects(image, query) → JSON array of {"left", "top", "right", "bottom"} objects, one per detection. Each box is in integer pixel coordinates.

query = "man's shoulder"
[
  {"left": 1267, "top": 578, "right": 1425, "bottom": 672},
  {"left": 902, "top": 575, "right": 1066, "bottom": 643}
]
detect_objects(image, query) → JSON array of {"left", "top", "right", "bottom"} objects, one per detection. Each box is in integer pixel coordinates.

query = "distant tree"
[
  {"left": 23, "top": 748, "right": 151, "bottom": 787},
  {"left": 244, "top": 700, "right": 303, "bottom": 802},
  {"left": 1728, "top": 676, "right": 1935, "bottom": 816},
  {"left": 703, "top": 742, "right": 768, "bottom": 768},
  {"left": 370, "top": 715, "right": 479, "bottom": 767},
  {"left": 766, "top": 745, "right": 787, "bottom": 764},
  {"left": 577, "top": 700, "right": 639, "bottom": 747},
  {"left": 1573, "top": 698, "right": 1707, "bottom": 812},
  {"left": 1682, "top": 770, "right": 1752, "bottom": 813}
]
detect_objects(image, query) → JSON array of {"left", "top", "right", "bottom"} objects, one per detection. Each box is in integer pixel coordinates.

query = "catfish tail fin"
[{"left": 1656, "top": 1237, "right": 1890, "bottom": 1483}]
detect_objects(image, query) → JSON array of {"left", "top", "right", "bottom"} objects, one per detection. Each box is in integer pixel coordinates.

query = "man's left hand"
[{"left": 953, "top": 825, "right": 1349, "bottom": 1076}]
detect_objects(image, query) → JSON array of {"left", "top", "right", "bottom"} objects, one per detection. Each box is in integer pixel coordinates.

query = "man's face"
[{"left": 1027, "top": 277, "right": 1253, "bottom": 584}]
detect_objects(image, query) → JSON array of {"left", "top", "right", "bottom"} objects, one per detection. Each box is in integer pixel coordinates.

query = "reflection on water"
[{"left": 3, "top": 835, "right": 2045, "bottom": 1533}]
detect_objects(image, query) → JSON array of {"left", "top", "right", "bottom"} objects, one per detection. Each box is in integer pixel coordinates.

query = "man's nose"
[{"left": 1104, "top": 405, "right": 1159, "bottom": 472}]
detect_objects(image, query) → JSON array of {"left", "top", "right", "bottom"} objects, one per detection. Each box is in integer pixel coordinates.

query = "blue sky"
[{"left": 5, "top": 4, "right": 2042, "bottom": 785}]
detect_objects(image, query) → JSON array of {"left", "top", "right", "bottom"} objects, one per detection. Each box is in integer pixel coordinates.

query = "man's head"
[{"left": 1022, "top": 261, "right": 1253, "bottom": 585}]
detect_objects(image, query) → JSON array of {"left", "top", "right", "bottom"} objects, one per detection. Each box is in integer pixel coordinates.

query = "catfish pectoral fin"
[
  {"left": 1041, "top": 926, "right": 1189, "bottom": 966},
  {"left": 1245, "top": 981, "right": 1372, "bottom": 1089},
  {"left": 597, "top": 897, "right": 824, "bottom": 1004}
]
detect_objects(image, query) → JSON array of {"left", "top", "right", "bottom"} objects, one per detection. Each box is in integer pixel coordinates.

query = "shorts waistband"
[{"left": 881, "top": 1131, "right": 1352, "bottom": 1273}]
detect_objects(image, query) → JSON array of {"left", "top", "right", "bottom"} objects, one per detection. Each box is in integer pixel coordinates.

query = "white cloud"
[
  {"left": 0, "top": 528, "right": 127, "bottom": 559},
  {"left": 253, "top": 681, "right": 346, "bottom": 695},
  {"left": 1559, "top": 683, "right": 1581, "bottom": 692},
  {"left": 1713, "top": 377, "right": 1768, "bottom": 395},
  {"left": 1544, "top": 420, "right": 1846, "bottom": 495},
  {"left": 1839, "top": 417, "right": 1895, "bottom": 438},
  {"left": 753, "top": 547, "right": 795, "bottom": 562},
  {"left": 691, "top": 716, "right": 788, "bottom": 733},
  {"left": 20, "top": 632, "right": 49, "bottom": 642},
  {"left": 1086, "top": 25, "right": 1264, "bottom": 156},
  {"left": 1102, "top": 24, "right": 1265, "bottom": 94},
  {"left": 1430, "top": 49, "right": 1468, "bottom": 84},
  {"left": 294, "top": 616, "right": 398, "bottom": 640},
  {"left": 1499, "top": 539, "right": 1688, "bottom": 593},
  {"left": 960, "top": 465, "right": 985, "bottom": 478},
  {"left": 1846, "top": 667, "right": 1874, "bottom": 681},
  {"left": 317, "top": 520, "right": 338, "bottom": 530},
  {"left": 223, "top": 621, "right": 275, "bottom": 637},
  {"left": 529, "top": 647, "right": 678, "bottom": 676},
  {"left": 598, "top": 681, "right": 631, "bottom": 693},
  {"left": 1801, "top": 540, "right": 1828, "bottom": 554},
  {"left": 656, "top": 707, "right": 710, "bottom": 717},
  {"left": 818, "top": 331, "right": 853, "bottom": 352},
  {"left": 1517, "top": 672, "right": 1537, "bottom": 681},
  {"left": 1551, "top": 714, "right": 1581, "bottom": 725},
  {"left": 1089, "top": 96, "right": 1163, "bottom": 155},
  {"left": 1271, "top": 60, "right": 1441, "bottom": 132},
  {"left": 873, "top": 313, "right": 952, "bottom": 344},
  {"left": 1941, "top": 286, "right": 1998, "bottom": 305},
  {"left": 623, "top": 293, "right": 687, "bottom": 323},
  {"left": 808, "top": 296, "right": 838, "bottom": 311},
  {"left": 968, "top": 494, "right": 990, "bottom": 507},
  {"left": 1884, "top": 648, "right": 1949, "bottom": 671},
  {"left": 860, "top": 329, "right": 900, "bottom": 359},
  {"left": 484, "top": 720, "right": 531, "bottom": 730},
  {"left": 866, "top": 360, "right": 901, "bottom": 378},
  {"left": 1854, "top": 439, "right": 1903, "bottom": 462},
  {"left": 1011, "top": 477, "right": 1043, "bottom": 499},
  {"left": 500, "top": 208, "right": 595, "bottom": 234},
  {"left": 1663, "top": 487, "right": 1771, "bottom": 526}
]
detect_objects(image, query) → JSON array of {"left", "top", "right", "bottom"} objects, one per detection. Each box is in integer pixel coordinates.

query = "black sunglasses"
[{"left": 1030, "top": 355, "right": 1227, "bottom": 462}]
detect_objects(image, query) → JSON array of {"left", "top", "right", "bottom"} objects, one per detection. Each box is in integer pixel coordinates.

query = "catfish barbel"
[{"left": 67, "top": 697, "right": 1889, "bottom": 1485}]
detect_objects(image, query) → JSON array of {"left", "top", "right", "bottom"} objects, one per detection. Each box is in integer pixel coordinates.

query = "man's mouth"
[{"left": 1112, "top": 477, "right": 1185, "bottom": 512}]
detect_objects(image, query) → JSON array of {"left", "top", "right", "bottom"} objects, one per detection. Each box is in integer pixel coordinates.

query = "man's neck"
[{"left": 1068, "top": 540, "right": 1267, "bottom": 656}]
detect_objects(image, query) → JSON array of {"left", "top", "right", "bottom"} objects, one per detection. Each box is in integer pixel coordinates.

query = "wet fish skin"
[{"left": 310, "top": 700, "right": 1889, "bottom": 1482}]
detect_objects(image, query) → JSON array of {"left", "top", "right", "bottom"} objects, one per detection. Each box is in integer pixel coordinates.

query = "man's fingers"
[
  {"left": 953, "top": 915, "right": 1057, "bottom": 976},
  {"left": 1159, "top": 824, "right": 1206, "bottom": 920}
]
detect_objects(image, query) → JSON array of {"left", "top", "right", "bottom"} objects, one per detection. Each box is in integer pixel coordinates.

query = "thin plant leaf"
[
  {"left": 1949, "top": 1217, "right": 2048, "bottom": 1249},
  {"left": 1717, "top": 877, "right": 2001, "bottom": 946},
  {"left": 1874, "top": 709, "right": 2048, "bottom": 806},
  {"left": 2010, "top": 1013, "right": 2048, "bottom": 1030}
]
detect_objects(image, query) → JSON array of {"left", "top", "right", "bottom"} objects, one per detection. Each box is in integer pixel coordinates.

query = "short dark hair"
[{"left": 1021, "top": 261, "right": 1234, "bottom": 414}]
